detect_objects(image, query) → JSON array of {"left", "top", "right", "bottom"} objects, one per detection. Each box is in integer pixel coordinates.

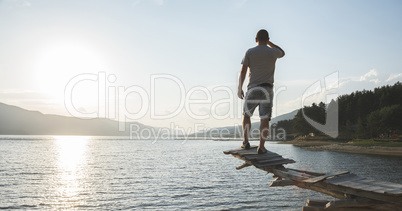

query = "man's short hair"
[{"left": 256, "top": 29, "right": 269, "bottom": 42}]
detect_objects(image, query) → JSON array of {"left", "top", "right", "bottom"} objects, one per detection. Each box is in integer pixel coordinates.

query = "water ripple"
[{"left": 0, "top": 137, "right": 401, "bottom": 210}]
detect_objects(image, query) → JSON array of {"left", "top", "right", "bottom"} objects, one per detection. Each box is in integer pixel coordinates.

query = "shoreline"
[{"left": 279, "top": 140, "right": 402, "bottom": 156}]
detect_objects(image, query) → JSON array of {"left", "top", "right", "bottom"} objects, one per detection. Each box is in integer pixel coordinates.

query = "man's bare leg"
[
  {"left": 242, "top": 116, "right": 251, "bottom": 144},
  {"left": 259, "top": 118, "right": 270, "bottom": 148}
]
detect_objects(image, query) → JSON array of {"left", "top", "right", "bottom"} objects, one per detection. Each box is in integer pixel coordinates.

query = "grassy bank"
[
  {"left": 346, "top": 139, "right": 402, "bottom": 147},
  {"left": 280, "top": 137, "right": 402, "bottom": 156}
]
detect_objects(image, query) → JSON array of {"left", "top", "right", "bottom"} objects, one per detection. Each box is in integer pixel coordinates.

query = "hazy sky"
[{"left": 1, "top": 0, "right": 401, "bottom": 130}]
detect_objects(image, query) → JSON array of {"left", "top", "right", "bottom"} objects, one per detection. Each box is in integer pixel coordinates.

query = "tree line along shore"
[{"left": 274, "top": 82, "right": 402, "bottom": 156}]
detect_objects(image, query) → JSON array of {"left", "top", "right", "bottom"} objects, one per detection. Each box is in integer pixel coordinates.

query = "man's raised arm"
[{"left": 268, "top": 41, "right": 285, "bottom": 58}]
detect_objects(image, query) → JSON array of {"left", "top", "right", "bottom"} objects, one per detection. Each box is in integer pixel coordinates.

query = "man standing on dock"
[{"left": 237, "top": 29, "right": 285, "bottom": 154}]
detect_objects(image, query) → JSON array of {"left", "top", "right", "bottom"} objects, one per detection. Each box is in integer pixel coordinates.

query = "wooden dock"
[{"left": 224, "top": 146, "right": 402, "bottom": 211}]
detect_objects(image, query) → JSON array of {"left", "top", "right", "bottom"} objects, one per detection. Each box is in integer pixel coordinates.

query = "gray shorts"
[{"left": 243, "top": 85, "right": 274, "bottom": 120}]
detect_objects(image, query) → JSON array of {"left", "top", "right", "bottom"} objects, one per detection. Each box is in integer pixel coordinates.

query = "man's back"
[{"left": 242, "top": 45, "right": 283, "bottom": 89}]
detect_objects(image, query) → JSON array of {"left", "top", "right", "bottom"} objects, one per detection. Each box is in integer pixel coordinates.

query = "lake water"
[{"left": 1, "top": 136, "right": 401, "bottom": 210}]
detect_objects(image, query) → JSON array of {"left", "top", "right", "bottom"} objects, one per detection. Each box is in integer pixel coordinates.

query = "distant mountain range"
[
  {"left": 0, "top": 102, "right": 297, "bottom": 136},
  {"left": 0, "top": 102, "right": 152, "bottom": 136}
]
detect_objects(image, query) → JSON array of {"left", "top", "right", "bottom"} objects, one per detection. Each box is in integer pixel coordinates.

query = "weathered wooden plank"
[
  {"left": 270, "top": 179, "right": 296, "bottom": 187},
  {"left": 295, "top": 180, "right": 351, "bottom": 199},
  {"left": 325, "top": 199, "right": 376, "bottom": 208},
  {"left": 287, "top": 168, "right": 325, "bottom": 177},
  {"left": 230, "top": 154, "right": 248, "bottom": 162},
  {"left": 325, "top": 173, "right": 365, "bottom": 184},
  {"left": 223, "top": 149, "right": 233, "bottom": 154},
  {"left": 384, "top": 189, "right": 402, "bottom": 196},
  {"left": 318, "top": 180, "right": 402, "bottom": 205},
  {"left": 303, "top": 199, "right": 382, "bottom": 211},
  {"left": 357, "top": 181, "right": 398, "bottom": 193},
  {"left": 336, "top": 180, "right": 386, "bottom": 192},
  {"left": 236, "top": 162, "right": 253, "bottom": 170},
  {"left": 356, "top": 179, "right": 402, "bottom": 193},
  {"left": 336, "top": 180, "right": 400, "bottom": 194},
  {"left": 306, "top": 199, "right": 329, "bottom": 207},
  {"left": 302, "top": 206, "right": 325, "bottom": 211},
  {"left": 236, "top": 152, "right": 259, "bottom": 156},
  {"left": 303, "top": 171, "right": 350, "bottom": 183},
  {"left": 272, "top": 169, "right": 313, "bottom": 182},
  {"left": 327, "top": 176, "right": 402, "bottom": 196},
  {"left": 370, "top": 180, "right": 402, "bottom": 189},
  {"left": 241, "top": 152, "right": 280, "bottom": 157},
  {"left": 325, "top": 199, "right": 400, "bottom": 211},
  {"left": 253, "top": 159, "right": 296, "bottom": 168},
  {"left": 254, "top": 156, "right": 292, "bottom": 164},
  {"left": 324, "top": 207, "right": 378, "bottom": 211},
  {"left": 222, "top": 146, "right": 258, "bottom": 155},
  {"left": 224, "top": 147, "right": 286, "bottom": 159},
  {"left": 305, "top": 199, "right": 386, "bottom": 211},
  {"left": 285, "top": 169, "right": 313, "bottom": 179},
  {"left": 243, "top": 153, "right": 283, "bottom": 160}
]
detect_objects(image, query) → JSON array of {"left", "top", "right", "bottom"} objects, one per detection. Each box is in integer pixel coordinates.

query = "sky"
[{"left": 0, "top": 0, "right": 402, "bottom": 131}]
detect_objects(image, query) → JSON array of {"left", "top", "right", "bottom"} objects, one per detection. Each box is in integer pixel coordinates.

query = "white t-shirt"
[{"left": 241, "top": 45, "right": 283, "bottom": 89}]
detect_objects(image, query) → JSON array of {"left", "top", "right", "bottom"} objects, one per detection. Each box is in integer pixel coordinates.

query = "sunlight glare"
[
  {"left": 54, "top": 136, "right": 90, "bottom": 200},
  {"left": 55, "top": 136, "right": 89, "bottom": 170},
  {"left": 34, "top": 41, "right": 105, "bottom": 106}
]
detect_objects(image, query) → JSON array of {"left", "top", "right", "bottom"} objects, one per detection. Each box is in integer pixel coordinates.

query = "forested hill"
[{"left": 276, "top": 82, "right": 402, "bottom": 139}]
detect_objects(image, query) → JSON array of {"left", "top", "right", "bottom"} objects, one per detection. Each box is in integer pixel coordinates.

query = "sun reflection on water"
[{"left": 54, "top": 136, "right": 90, "bottom": 204}]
